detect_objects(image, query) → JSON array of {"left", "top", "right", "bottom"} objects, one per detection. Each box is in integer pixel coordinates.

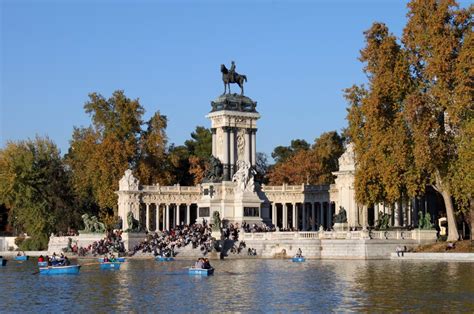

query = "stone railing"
[
  {"left": 242, "top": 229, "right": 437, "bottom": 242},
  {"left": 141, "top": 185, "right": 201, "bottom": 193},
  {"left": 261, "top": 184, "right": 329, "bottom": 193}
]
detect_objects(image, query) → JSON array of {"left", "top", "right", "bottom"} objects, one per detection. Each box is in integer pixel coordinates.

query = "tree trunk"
[{"left": 435, "top": 171, "right": 459, "bottom": 241}]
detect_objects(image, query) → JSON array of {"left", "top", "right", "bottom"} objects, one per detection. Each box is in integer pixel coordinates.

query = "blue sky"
[{"left": 2, "top": 0, "right": 465, "bottom": 159}]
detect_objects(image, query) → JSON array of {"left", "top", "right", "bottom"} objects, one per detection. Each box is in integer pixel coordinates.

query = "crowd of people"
[
  {"left": 78, "top": 230, "right": 125, "bottom": 256},
  {"left": 130, "top": 223, "right": 213, "bottom": 257},
  {"left": 38, "top": 252, "right": 71, "bottom": 266}
]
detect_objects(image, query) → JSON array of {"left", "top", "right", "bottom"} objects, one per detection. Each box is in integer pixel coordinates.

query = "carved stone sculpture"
[
  {"left": 232, "top": 160, "right": 256, "bottom": 193},
  {"left": 119, "top": 169, "right": 139, "bottom": 191},
  {"left": 212, "top": 211, "right": 222, "bottom": 233},
  {"left": 203, "top": 156, "right": 223, "bottom": 183},
  {"left": 375, "top": 212, "right": 391, "bottom": 230},
  {"left": 333, "top": 207, "right": 348, "bottom": 223},
  {"left": 80, "top": 213, "right": 106, "bottom": 233},
  {"left": 126, "top": 212, "right": 143, "bottom": 233}
]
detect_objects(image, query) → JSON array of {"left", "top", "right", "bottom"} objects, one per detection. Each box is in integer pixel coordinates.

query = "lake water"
[{"left": 1, "top": 258, "right": 473, "bottom": 312}]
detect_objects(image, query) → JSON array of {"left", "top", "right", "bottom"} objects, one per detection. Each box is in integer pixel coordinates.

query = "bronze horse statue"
[{"left": 221, "top": 64, "right": 247, "bottom": 95}]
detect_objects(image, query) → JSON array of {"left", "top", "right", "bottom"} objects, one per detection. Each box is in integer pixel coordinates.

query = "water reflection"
[{"left": 0, "top": 259, "right": 473, "bottom": 312}]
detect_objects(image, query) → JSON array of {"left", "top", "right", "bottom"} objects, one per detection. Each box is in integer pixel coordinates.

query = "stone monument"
[{"left": 197, "top": 62, "right": 264, "bottom": 225}]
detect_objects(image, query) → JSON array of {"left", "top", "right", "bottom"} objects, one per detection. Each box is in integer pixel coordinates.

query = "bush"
[
  {"left": 14, "top": 236, "right": 26, "bottom": 247},
  {"left": 19, "top": 235, "right": 48, "bottom": 251}
]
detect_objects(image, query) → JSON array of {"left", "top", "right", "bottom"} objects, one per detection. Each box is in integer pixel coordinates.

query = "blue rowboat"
[
  {"left": 39, "top": 265, "right": 80, "bottom": 275},
  {"left": 38, "top": 261, "right": 48, "bottom": 267},
  {"left": 100, "top": 262, "right": 121, "bottom": 270},
  {"left": 0, "top": 258, "right": 7, "bottom": 266},
  {"left": 98, "top": 257, "right": 126, "bottom": 263},
  {"left": 188, "top": 267, "right": 214, "bottom": 276},
  {"left": 155, "top": 256, "right": 174, "bottom": 262},
  {"left": 292, "top": 257, "right": 305, "bottom": 262},
  {"left": 14, "top": 255, "right": 29, "bottom": 261}
]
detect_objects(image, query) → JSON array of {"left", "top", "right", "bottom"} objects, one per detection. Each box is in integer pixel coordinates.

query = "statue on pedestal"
[
  {"left": 80, "top": 214, "right": 106, "bottom": 234},
  {"left": 232, "top": 160, "right": 256, "bottom": 193},
  {"left": 221, "top": 61, "right": 247, "bottom": 95},
  {"left": 203, "top": 156, "right": 223, "bottom": 183}
]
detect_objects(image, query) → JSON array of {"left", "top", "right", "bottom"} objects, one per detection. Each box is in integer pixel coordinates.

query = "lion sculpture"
[{"left": 81, "top": 213, "right": 106, "bottom": 233}]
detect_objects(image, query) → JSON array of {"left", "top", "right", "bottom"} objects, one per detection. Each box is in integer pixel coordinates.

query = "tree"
[
  {"left": 268, "top": 132, "right": 343, "bottom": 185},
  {"left": 0, "top": 137, "right": 77, "bottom": 249},
  {"left": 346, "top": 0, "right": 472, "bottom": 241},
  {"left": 66, "top": 90, "right": 171, "bottom": 218},
  {"left": 271, "top": 139, "right": 310, "bottom": 164},
  {"left": 184, "top": 126, "right": 212, "bottom": 159}
]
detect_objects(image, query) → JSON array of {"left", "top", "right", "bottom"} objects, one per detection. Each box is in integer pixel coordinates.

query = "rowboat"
[
  {"left": 100, "top": 262, "right": 121, "bottom": 270},
  {"left": 14, "top": 255, "right": 29, "bottom": 261},
  {"left": 155, "top": 256, "right": 174, "bottom": 262},
  {"left": 0, "top": 257, "right": 7, "bottom": 266},
  {"left": 188, "top": 267, "right": 214, "bottom": 276},
  {"left": 38, "top": 261, "right": 48, "bottom": 267},
  {"left": 39, "top": 265, "right": 81, "bottom": 275},
  {"left": 292, "top": 257, "right": 305, "bottom": 262},
  {"left": 98, "top": 257, "right": 126, "bottom": 263}
]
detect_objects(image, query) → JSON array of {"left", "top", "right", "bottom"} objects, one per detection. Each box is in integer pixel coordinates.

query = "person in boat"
[
  {"left": 296, "top": 248, "right": 303, "bottom": 258},
  {"left": 194, "top": 258, "right": 204, "bottom": 269},
  {"left": 63, "top": 256, "right": 71, "bottom": 266},
  {"left": 202, "top": 258, "right": 211, "bottom": 270},
  {"left": 109, "top": 254, "right": 116, "bottom": 262},
  {"left": 103, "top": 256, "right": 109, "bottom": 262},
  {"left": 38, "top": 255, "right": 45, "bottom": 263}
]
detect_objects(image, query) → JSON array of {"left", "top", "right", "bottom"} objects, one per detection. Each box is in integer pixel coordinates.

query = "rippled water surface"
[{"left": 1, "top": 258, "right": 473, "bottom": 312}]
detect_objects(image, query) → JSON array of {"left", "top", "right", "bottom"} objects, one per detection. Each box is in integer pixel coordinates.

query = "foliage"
[
  {"left": 66, "top": 91, "right": 170, "bottom": 216},
  {"left": 346, "top": 0, "right": 472, "bottom": 240},
  {"left": 0, "top": 137, "right": 77, "bottom": 244},
  {"left": 268, "top": 132, "right": 344, "bottom": 185},
  {"left": 271, "top": 139, "right": 310, "bottom": 164}
]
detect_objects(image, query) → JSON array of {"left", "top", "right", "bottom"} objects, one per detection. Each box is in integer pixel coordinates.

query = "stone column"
[
  {"left": 328, "top": 203, "right": 332, "bottom": 229},
  {"left": 165, "top": 204, "right": 170, "bottom": 230},
  {"left": 319, "top": 202, "right": 324, "bottom": 229},
  {"left": 251, "top": 129, "right": 257, "bottom": 166},
  {"left": 229, "top": 127, "right": 236, "bottom": 177},
  {"left": 311, "top": 203, "right": 316, "bottom": 231},
  {"left": 156, "top": 204, "right": 161, "bottom": 232},
  {"left": 145, "top": 203, "right": 150, "bottom": 231},
  {"left": 362, "top": 205, "right": 368, "bottom": 230},
  {"left": 271, "top": 203, "right": 276, "bottom": 226},
  {"left": 283, "top": 203, "right": 288, "bottom": 229},
  {"left": 245, "top": 129, "right": 251, "bottom": 164},
  {"left": 394, "top": 202, "right": 400, "bottom": 227},
  {"left": 186, "top": 204, "right": 191, "bottom": 225},
  {"left": 291, "top": 203, "right": 298, "bottom": 229},
  {"left": 374, "top": 204, "right": 379, "bottom": 225},
  {"left": 176, "top": 204, "right": 181, "bottom": 227},
  {"left": 211, "top": 128, "right": 216, "bottom": 157},
  {"left": 302, "top": 204, "right": 307, "bottom": 231},
  {"left": 222, "top": 127, "right": 230, "bottom": 181},
  {"left": 407, "top": 199, "right": 412, "bottom": 227}
]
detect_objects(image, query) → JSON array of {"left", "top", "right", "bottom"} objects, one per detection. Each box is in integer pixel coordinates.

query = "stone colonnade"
[
  {"left": 269, "top": 201, "right": 334, "bottom": 231},
  {"left": 141, "top": 203, "right": 199, "bottom": 232}
]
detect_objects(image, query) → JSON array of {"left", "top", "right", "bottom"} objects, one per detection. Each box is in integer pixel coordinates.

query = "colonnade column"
[
  {"left": 283, "top": 203, "right": 288, "bottom": 229},
  {"left": 145, "top": 203, "right": 150, "bottom": 231},
  {"left": 302, "top": 204, "right": 307, "bottom": 231},
  {"left": 165, "top": 204, "right": 170, "bottom": 230},
  {"left": 311, "top": 203, "right": 316, "bottom": 231},
  {"left": 272, "top": 203, "right": 277, "bottom": 226},
  {"left": 186, "top": 204, "right": 191, "bottom": 225},
  {"left": 245, "top": 129, "right": 251, "bottom": 164},
  {"left": 394, "top": 202, "right": 400, "bottom": 227},
  {"left": 223, "top": 127, "right": 230, "bottom": 180},
  {"left": 327, "top": 204, "right": 332, "bottom": 229},
  {"left": 229, "top": 127, "right": 236, "bottom": 177},
  {"left": 176, "top": 204, "right": 181, "bottom": 227},
  {"left": 156, "top": 205, "right": 161, "bottom": 232},
  {"left": 211, "top": 128, "right": 216, "bottom": 157},
  {"left": 319, "top": 203, "right": 324, "bottom": 229},
  {"left": 251, "top": 129, "right": 257, "bottom": 166},
  {"left": 374, "top": 204, "right": 379, "bottom": 225},
  {"left": 292, "top": 203, "right": 297, "bottom": 229}
]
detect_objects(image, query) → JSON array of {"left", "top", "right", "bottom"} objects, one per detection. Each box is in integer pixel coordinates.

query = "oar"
[{"left": 80, "top": 262, "right": 100, "bottom": 267}]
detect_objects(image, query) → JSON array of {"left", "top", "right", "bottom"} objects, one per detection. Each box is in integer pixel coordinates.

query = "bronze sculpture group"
[{"left": 221, "top": 61, "right": 247, "bottom": 95}]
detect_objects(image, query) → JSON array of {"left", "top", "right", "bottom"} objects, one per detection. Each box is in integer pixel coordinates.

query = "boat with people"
[
  {"left": 189, "top": 257, "right": 214, "bottom": 276},
  {"left": 98, "top": 257, "right": 126, "bottom": 263},
  {"left": 38, "top": 261, "right": 48, "bottom": 267},
  {"left": 39, "top": 265, "right": 81, "bottom": 275},
  {"left": 14, "top": 255, "right": 29, "bottom": 261},
  {"left": 0, "top": 256, "right": 7, "bottom": 266},
  {"left": 155, "top": 256, "right": 174, "bottom": 262},
  {"left": 292, "top": 257, "right": 306, "bottom": 262},
  {"left": 99, "top": 262, "right": 121, "bottom": 270}
]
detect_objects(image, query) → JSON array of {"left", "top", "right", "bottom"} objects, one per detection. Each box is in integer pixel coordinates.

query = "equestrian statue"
[{"left": 221, "top": 61, "right": 247, "bottom": 95}]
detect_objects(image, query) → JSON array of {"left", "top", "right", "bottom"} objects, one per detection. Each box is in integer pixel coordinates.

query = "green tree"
[
  {"left": 271, "top": 139, "right": 310, "bottom": 164},
  {"left": 0, "top": 137, "right": 77, "bottom": 249}
]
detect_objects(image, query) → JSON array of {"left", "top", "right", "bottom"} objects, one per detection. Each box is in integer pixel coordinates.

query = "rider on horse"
[{"left": 229, "top": 61, "right": 236, "bottom": 82}]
